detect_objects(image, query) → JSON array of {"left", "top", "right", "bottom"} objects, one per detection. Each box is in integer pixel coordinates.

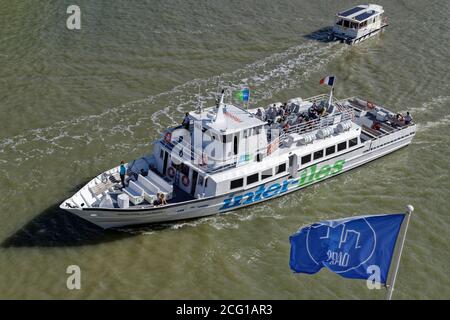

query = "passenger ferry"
[
  {"left": 332, "top": 4, "right": 388, "bottom": 45},
  {"left": 60, "top": 83, "right": 416, "bottom": 229}
]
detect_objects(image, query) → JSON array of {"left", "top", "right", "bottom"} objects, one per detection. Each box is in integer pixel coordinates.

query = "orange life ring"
[
  {"left": 167, "top": 166, "right": 176, "bottom": 178},
  {"left": 182, "top": 175, "right": 190, "bottom": 186},
  {"left": 164, "top": 132, "right": 172, "bottom": 143},
  {"left": 367, "top": 101, "right": 374, "bottom": 109}
]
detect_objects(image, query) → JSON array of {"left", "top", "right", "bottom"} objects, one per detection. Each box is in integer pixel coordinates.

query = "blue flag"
[
  {"left": 289, "top": 213, "right": 405, "bottom": 284},
  {"left": 236, "top": 88, "right": 250, "bottom": 102}
]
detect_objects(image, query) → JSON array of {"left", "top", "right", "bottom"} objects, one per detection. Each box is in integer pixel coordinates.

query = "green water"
[{"left": 0, "top": 0, "right": 449, "bottom": 299}]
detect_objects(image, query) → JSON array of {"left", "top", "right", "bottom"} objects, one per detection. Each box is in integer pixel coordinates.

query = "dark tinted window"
[
  {"left": 301, "top": 154, "right": 311, "bottom": 165},
  {"left": 261, "top": 169, "right": 272, "bottom": 180},
  {"left": 349, "top": 138, "right": 358, "bottom": 148},
  {"left": 313, "top": 150, "right": 323, "bottom": 160},
  {"left": 337, "top": 141, "right": 347, "bottom": 152},
  {"left": 276, "top": 163, "right": 286, "bottom": 174},
  {"left": 246, "top": 173, "right": 259, "bottom": 185},
  {"left": 326, "top": 146, "right": 336, "bottom": 156},
  {"left": 230, "top": 178, "right": 243, "bottom": 190},
  {"left": 181, "top": 163, "right": 189, "bottom": 176}
]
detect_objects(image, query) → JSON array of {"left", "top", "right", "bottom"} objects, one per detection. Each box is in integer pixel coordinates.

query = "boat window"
[
  {"left": 336, "top": 19, "right": 343, "bottom": 26},
  {"left": 337, "top": 141, "right": 347, "bottom": 152},
  {"left": 349, "top": 138, "right": 358, "bottom": 148},
  {"left": 230, "top": 178, "right": 244, "bottom": 190},
  {"left": 246, "top": 173, "right": 259, "bottom": 185},
  {"left": 233, "top": 136, "right": 238, "bottom": 155},
  {"left": 313, "top": 149, "right": 323, "bottom": 160},
  {"left": 198, "top": 175, "right": 204, "bottom": 185},
  {"left": 222, "top": 134, "right": 231, "bottom": 143},
  {"left": 326, "top": 145, "right": 336, "bottom": 156},
  {"left": 261, "top": 168, "right": 272, "bottom": 180},
  {"left": 159, "top": 149, "right": 164, "bottom": 159},
  {"left": 343, "top": 20, "right": 350, "bottom": 28},
  {"left": 276, "top": 163, "right": 286, "bottom": 174},
  {"left": 301, "top": 154, "right": 311, "bottom": 165}
]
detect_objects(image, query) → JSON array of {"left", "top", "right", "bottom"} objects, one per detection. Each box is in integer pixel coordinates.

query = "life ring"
[
  {"left": 182, "top": 175, "right": 190, "bottom": 186},
  {"left": 167, "top": 166, "right": 176, "bottom": 178},
  {"left": 367, "top": 101, "right": 374, "bottom": 109},
  {"left": 164, "top": 132, "right": 172, "bottom": 143}
]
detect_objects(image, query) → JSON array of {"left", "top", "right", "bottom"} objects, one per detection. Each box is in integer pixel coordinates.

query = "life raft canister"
[
  {"left": 164, "top": 132, "right": 172, "bottom": 143},
  {"left": 182, "top": 175, "right": 190, "bottom": 186},
  {"left": 367, "top": 101, "right": 374, "bottom": 109},
  {"left": 167, "top": 166, "right": 176, "bottom": 178}
]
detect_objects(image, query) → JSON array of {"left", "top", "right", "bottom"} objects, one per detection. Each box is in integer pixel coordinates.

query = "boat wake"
[
  {"left": 0, "top": 40, "right": 349, "bottom": 221},
  {"left": 0, "top": 40, "right": 346, "bottom": 169}
]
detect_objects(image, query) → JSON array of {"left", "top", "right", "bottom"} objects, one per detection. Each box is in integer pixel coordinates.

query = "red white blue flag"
[{"left": 319, "top": 76, "right": 335, "bottom": 86}]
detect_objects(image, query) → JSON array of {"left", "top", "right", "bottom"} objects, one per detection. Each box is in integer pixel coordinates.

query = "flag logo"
[
  {"left": 289, "top": 213, "right": 405, "bottom": 284},
  {"left": 319, "top": 76, "right": 335, "bottom": 86},
  {"left": 236, "top": 88, "right": 250, "bottom": 102}
]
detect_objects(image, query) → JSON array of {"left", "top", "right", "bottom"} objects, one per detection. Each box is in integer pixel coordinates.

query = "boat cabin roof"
[
  {"left": 190, "top": 103, "right": 266, "bottom": 135},
  {"left": 336, "top": 4, "right": 383, "bottom": 22}
]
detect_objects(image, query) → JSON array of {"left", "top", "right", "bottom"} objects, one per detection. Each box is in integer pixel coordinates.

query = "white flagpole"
[
  {"left": 385, "top": 204, "right": 414, "bottom": 300},
  {"left": 327, "top": 77, "right": 335, "bottom": 110}
]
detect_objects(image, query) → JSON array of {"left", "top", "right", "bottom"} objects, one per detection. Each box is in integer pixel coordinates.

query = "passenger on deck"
[
  {"left": 308, "top": 106, "right": 318, "bottom": 119},
  {"left": 154, "top": 192, "right": 167, "bottom": 206},
  {"left": 255, "top": 108, "right": 263, "bottom": 120},
  {"left": 404, "top": 112, "right": 413, "bottom": 125},
  {"left": 371, "top": 122, "right": 382, "bottom": 131},
  {"left": 396, "top": 113, "right": 404, "bottom": 123},
  {"left": 140, "top": 168, "right": 148, "bottom": 177},
  {"left": 182, "top": 112, "right": 190, "bottom": 130},
  {"left": 315, "top": 105, "right": 324, "bottom": 117},
  {"left": 160, "top": 193, "right": 168, "bottom": 205},
  {"left": 119, "top": 160, "right": 127, "bottom": 188}
]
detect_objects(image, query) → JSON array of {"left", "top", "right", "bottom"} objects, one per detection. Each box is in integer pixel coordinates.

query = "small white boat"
[
  {"left": 332, "top": 4, "right": 388, "bottom": 45},
  {"left": 60, "top": 85, "right": 415, "bottom": 229}
]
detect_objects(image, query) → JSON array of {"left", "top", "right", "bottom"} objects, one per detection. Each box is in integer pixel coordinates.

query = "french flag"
[{"left": 319, "top": 76, "right": 335, "bottom": 86}]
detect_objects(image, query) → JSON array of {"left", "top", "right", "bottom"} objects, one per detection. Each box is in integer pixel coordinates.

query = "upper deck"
[
  {"left": 336, "top": 4, "right": 384, "bottom": 23},
  {"left": 158, "top": 93, "right": 355, "bottom": 175}
]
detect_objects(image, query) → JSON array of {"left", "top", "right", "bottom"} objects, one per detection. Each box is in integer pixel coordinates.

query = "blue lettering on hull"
[{"left": 219, "top": 160, "right": 345, "bottom": 211}]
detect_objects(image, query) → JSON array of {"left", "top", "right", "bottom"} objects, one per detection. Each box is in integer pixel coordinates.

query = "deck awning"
[
  {"left": 338, "top": 6, "right": 365, "bottom": 17},
  {"left": 354, "top": 11, "right": 378, "bottom": 22}
]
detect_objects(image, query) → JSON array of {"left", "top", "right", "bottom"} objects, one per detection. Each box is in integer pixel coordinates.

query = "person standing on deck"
[
  {"left": 182, "top": 112, "right": 190, "bottom": 130},
  {"left": 119, "top": 160, "right": 127, "bottom": 188},
  {"left": 404, "top": 112, "right": 413, "bottom": 125}
]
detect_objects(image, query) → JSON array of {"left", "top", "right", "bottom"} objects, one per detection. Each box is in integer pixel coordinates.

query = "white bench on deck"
[
  {"left": 147, "top": 171, "right": 173, "bottom": 199},
  {"left": 123, "top": 181, "right": 145, "bottom": 205},
  {"left": 135, "top": 174, "right": 159, "bottom": 204}
]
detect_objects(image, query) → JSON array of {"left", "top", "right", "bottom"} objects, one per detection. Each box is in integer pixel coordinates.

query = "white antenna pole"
[
  {"left": 328, "top": 84, "right": 334, "bottom": 109},
  {"left": 385, "top": 204, "right": 414, "bottom": 300}
]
